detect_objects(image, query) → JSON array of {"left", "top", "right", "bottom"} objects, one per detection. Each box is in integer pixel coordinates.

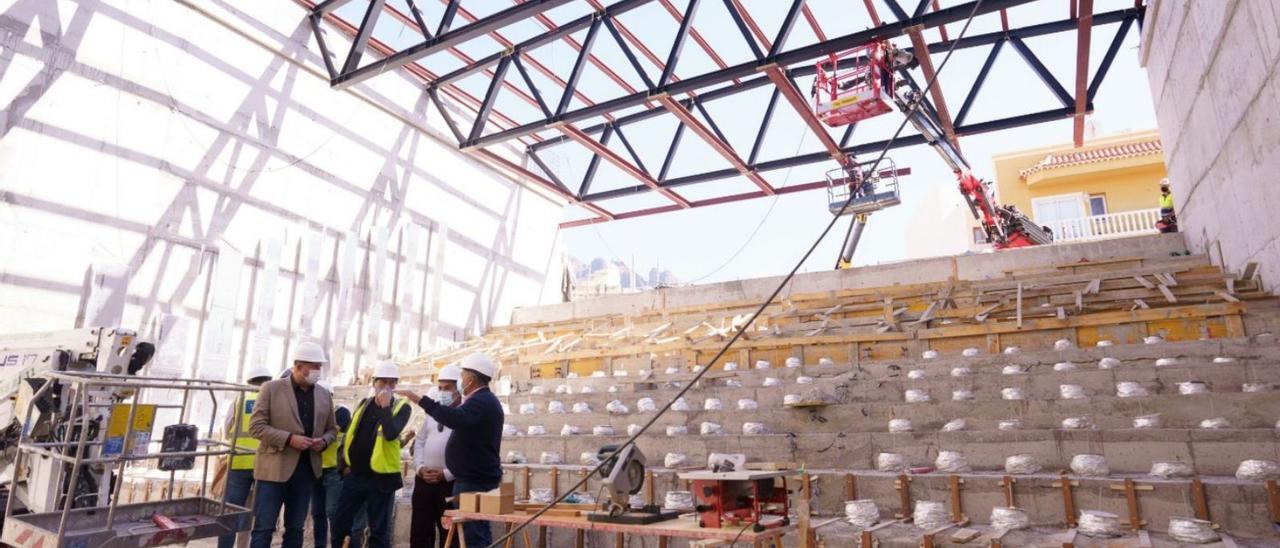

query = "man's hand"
[
  {"left": 418, "top": 467, "right": 444, "bottom": 483},
  {"left": 394, "top": 390, "right": 421, "bottom": 404},
  {"left": 288, "top": 435, "right": 314, "bottom": 451},
  {"left": 309, "top": 438, "right": 326, "bottom": 452},
  {"left": 374, "top": 390, "right": 392, "bottom": 408}
]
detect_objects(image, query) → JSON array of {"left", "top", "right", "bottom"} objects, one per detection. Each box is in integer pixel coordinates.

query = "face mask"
[
  {"left": 305, "top": 369, "right": 322, "bottom": 385},
  {"left": 437, "top": 390, "right": 455, "bottom": 407}
]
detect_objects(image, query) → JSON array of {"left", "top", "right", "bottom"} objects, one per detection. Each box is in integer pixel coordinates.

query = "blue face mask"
[{"left": 437, "top": 390, "right": 455, "bottom": 406}]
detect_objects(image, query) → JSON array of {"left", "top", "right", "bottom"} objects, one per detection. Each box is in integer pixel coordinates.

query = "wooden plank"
[
  {"left": 1157, "top": 284, "right": 1177, "bottom": 303},
  {"left": 1133, "top": 299, "right": 1149, "bottom": 309},
  {"left": 1215, "top": 290, "right": 1240, "bottom": 303},
  {"left": 1015, "top": 283, "right": 1023, "bottom": 328},
  {"left": 1056, "top": 307, "right": 1066, "bottom": 320},
  {"left": 1241, "top": 261, "right": 1259, "bottom": 280},
  {"left": 1132, "top": 275, "right": 1155, "bottom": 289}
]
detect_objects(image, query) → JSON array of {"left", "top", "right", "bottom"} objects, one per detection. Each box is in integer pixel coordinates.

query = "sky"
[{"left": 344, "top": 0, "right": 1159, "bottom": 285}]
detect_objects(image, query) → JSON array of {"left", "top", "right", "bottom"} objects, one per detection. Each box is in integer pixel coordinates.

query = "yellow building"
[{"left": 975, "top": 130, "right": 1167, "bottom": 247}]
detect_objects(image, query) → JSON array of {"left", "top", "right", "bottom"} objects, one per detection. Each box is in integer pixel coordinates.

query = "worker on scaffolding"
[
  {"left": 1157, "top": 179, "right": 1178, "bottom": 233},
  {"left": 331, "top": 361, "right": 412, "bottom": 548},
  {"left": 215, "top": 364, "right": 274, "bottom": 548}
]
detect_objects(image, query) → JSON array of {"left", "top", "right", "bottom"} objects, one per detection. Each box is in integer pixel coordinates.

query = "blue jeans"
[
  {"left": 217, "top": 469, "right": 255, "bottom": 548},
  {"left": 331, "top": 473, "right": 395, "bottom": 548},
  {"left": 453, "top": 480, "right": 500, "bottom": 548},
  {"left": 313, "top": 468, "right": 367, "bottom": 548},
  {"left": 249, "top": 460, "right": 315, "bottom": 548}
]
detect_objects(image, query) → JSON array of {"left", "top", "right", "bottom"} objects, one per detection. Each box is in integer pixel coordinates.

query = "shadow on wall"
[{"left": 0, "top": 0, "right": 560, "bottom": 376}]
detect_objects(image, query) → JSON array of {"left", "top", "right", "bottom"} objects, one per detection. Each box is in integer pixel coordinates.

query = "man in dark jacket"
[{"left": 398, "top": 353, "right": 503, "bottom": 548}]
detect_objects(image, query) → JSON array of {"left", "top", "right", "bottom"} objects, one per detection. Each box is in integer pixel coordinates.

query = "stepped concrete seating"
[
  {"left": 495, "top": 337, "right": 1280, "bottom": 543},
  {"left": 386, "top": 235, "right": 1280, "bottom": 545}
]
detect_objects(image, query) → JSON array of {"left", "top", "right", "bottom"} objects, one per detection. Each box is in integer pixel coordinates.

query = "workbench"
[{"left": 443, "top": 509, "right": 794, "bottom": 548}]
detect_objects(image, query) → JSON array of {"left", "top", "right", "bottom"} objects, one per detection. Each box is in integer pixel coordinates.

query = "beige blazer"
[{"left": 249, "top": 377, "right": 338, "bottom": 483}]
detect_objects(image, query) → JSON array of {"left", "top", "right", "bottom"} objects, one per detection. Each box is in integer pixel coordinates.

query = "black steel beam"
[
  {"left": 581, "top": 107, "right": 1079, "bottom": 202},
  {"left": 613, "top": 125, "right": 651, "bottom": 177},
  {"left": 1009, "top": 36, "right": 1075, "bottom": 109},
  {"left": 912, "top": 0, "right": 933, "bottom": 18},
  {"left": 884, "top": 0, "right": 911, "bottom": 22},
  {"left": 404, "top": 0, "right": 432, "bottom": 39},
  {"left": 462, "top": 0, "right": 1038, "bottom": 149},
  {"left": 468, "top": 56, "right": 512, "bottom": 142},
  {"left": 312, "top": 0, "right": 354, "bottom": 15},
  {"left": 723, "top": 0, "right": 764, "bottom": 60},
  {"left": 579, "top": 125, "right": 614, "bottom": 197},
  {"left": 1088, "top": 15, "right": 1133, "bottom": 101},
  {"left": 658, "top": 123, "right": 687, "bottom": 181},
  {"left": 437, "top": 0, "right": 460, "bottom": 35},
  {"left": 839, "top": 122, "right": 856, "bottom": 148},
  {"left": 748, "top": 88, "right": 781, "bottom": 166},
  {"left": 954, "top": 39, "right": 1003, "bottom": 127},
  {"left": 428, "top": 87, "right": 464, "bottom": 144},
  {"left": 329, "top": 0, "right": 572, "bottom": 89},
  {"left": 556, "top": 16, "right": 603, "bottom": 117},
  {"left": 524, "top": 8, "right": 1135, "bottom": 154},
  {"left": 660, "top": 0, "right": 702, "bottom": 87},
  {"left": 512, "top": 53, "right": 551, "bottom": 119},
  {"left": 431, "top": 0, "right": 652, "bottom": 90},
  {"left": 309, "top": 14, "right": 339, "bottom": 81},
  {"left": 692, "top": 101, "right": 732, "bottom": 149},
  {"left": 769, "top": 0, "right": 806, "bottom": 58},
  {"left": 603, "top": 16, "right": 655, "bottom": 89},
  {"left": 527, "top": 149, "right": 571, "bottom": 193},
  {"left": 528, "top": 74, "right": 774, "bottom": 152},
  {"left": 341, "top": 0, "right": 386, "bottom": 75}
]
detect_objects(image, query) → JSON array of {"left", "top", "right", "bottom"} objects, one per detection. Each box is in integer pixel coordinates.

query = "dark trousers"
[
  {"left": 452, "top": 480, "right": 500, "bottom": 548},
  {"left": 250, "top": 461, "right": 315, "bottom": 548},
  {"left": 217, "top": 469, "right": 254, "bottom": 548},
  {"left": 313, "top": 468, "right": 368, "bottom": 548},
  {"left": 412, "top": 476, "right": 455, "bottom": 548},
  {"left": 331, "top": 473, "right": 395, "bottom": 548}
]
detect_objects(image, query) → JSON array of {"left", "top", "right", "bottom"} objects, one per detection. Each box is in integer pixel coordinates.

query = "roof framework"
[{"left": 302, "top": 0, "right": 1145, "bottom": 227}]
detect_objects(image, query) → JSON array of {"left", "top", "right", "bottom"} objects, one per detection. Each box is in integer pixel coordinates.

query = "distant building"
[
  {"left": 568, "top": 257, "right": 678, "bottom": 298},
  {"left": 970, "top": 129, "right": 1167, "bottom": 249}
]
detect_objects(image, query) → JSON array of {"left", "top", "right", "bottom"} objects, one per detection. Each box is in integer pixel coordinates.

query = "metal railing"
[{"left": 1043, "top": 208, "right": 1161, "bottom": 243}]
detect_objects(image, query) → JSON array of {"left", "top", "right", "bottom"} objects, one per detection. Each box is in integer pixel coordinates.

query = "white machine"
[{"left": 0, "top": 327, "right": 154, "bottom": 514}]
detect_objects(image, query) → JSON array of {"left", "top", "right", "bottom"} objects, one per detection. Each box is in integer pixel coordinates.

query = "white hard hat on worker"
[{"left": 290, "top": 340, "right": 328, "bottom": 387}]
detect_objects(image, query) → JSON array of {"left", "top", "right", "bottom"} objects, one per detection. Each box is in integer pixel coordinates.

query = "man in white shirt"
[{"left": 411, "top": 363, "right": 461, "bottom": 547}]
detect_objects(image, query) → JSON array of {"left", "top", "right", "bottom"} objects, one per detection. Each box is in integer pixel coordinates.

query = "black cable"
[
  {"left": 486, "top": 2, "right": 985, "bottom": 546},
  {"left": 727, "top": 521, "right": 753, "bottom": 547}
]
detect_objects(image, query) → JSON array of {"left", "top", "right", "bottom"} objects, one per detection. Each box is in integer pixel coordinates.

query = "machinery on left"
[{"left": 0, "top": 327, "right": 255, "bottom": 548}]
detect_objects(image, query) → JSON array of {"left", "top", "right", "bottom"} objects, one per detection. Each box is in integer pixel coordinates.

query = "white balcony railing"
[{"left": 1042, "top": 208, "right": 1161, "bottom": 243}]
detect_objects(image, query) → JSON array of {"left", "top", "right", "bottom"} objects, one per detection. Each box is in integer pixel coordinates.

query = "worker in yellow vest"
[
  {"left": 311, "top": 396, "right": 367, "bottom": 548},
  {"left": 330, "top": 361, "right": 412, "bottom": 548},
  {"left": 217, "top": 365, "right": 274, "bottom": 548},
  {"left": 1157, "top": 179, "right": 1178, "bottom": 233}
]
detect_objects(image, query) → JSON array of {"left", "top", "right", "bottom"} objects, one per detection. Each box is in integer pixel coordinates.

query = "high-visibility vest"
[
  {"left": 229, "top": 392, "right": 259, "bottom": 470},
  {"left": 1159, "top": 194, "right": 1174, "bottom": 210},
  {"left": 343, "top": 398, "right": 408, "bottom": 474},
  {"left": 322, "top": 430, "right": 343, "bottom": 469}
]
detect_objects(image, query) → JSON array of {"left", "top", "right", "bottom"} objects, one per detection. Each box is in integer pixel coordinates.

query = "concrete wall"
[
  {"left": 512, "top": 233, "right": 1189, "bottom": 325},
  {"left": 0, "top": 1, "right": 565, "bottom": 386},
  {"left": 1142, "top": 0, "right": 1280, "bottom": 288}
]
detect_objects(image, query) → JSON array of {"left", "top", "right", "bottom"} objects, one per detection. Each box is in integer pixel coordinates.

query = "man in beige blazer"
[{"left": 248, "top": 340, "right": 338, "bottom": 548}]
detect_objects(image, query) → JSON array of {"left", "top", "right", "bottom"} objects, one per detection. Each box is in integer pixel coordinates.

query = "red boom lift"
[{"left": 813, "top": 41, "right": 1052, "bottom": 268}]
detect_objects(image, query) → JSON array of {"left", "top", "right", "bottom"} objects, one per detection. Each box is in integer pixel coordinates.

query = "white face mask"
[
  {"left": 305, "top": 369, "right": 322, "bottom": 385},
  {"left": 368, "top": 385, "right": 393, "bottom": 399},
  {"left": 437, "top": 390, "right": 455, "bottom": 407}
]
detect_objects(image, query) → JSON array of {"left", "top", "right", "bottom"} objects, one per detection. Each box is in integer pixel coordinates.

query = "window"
[
  {"left": 1088, "top": 194, "right": 1108, "bottom": 216},
  {"left": 972, "top": 227, "right": 987, "bottom": 244}
]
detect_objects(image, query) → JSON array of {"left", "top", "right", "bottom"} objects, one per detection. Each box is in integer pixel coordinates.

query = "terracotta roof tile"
[{"left": 1019, "top": 138, "right": 1163, "bottom": 180}]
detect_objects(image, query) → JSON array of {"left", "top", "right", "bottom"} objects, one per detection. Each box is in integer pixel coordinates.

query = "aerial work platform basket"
[
  {"left": 813, "top": 41, "right": 896, "bottom": 127},
  {"left": 826, "top": 158, "right": 902, "bottom": 216}
]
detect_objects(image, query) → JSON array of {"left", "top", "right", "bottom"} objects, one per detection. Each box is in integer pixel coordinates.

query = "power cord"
[{"left": 486, "top": 2, "right": 986, "bottom": 546}]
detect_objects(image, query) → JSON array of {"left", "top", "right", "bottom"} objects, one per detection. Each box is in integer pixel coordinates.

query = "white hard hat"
[
  {"left": 438, "top": 363, "right": 462, "bottom": 382},
  {"left": 244, "top": 364, "right": 274, "bottom": 383},
  {"left": 372, "top": 360, "right": 401, "bottom": 380},
  {"left": 293, "top": 340, "right": 328, "bottom": 364},
  {"left": 460, "top": 353, "right": 498, "bottom": 378}
]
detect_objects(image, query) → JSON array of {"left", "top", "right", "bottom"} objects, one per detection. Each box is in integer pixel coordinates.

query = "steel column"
[{"left": 1073, "top": 0, "right": 1094, "bottom": 146}]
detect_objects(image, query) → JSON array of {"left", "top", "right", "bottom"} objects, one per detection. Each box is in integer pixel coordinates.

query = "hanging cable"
[{"left": 486, "top": 2, "right": 986, "bottom": 546}]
